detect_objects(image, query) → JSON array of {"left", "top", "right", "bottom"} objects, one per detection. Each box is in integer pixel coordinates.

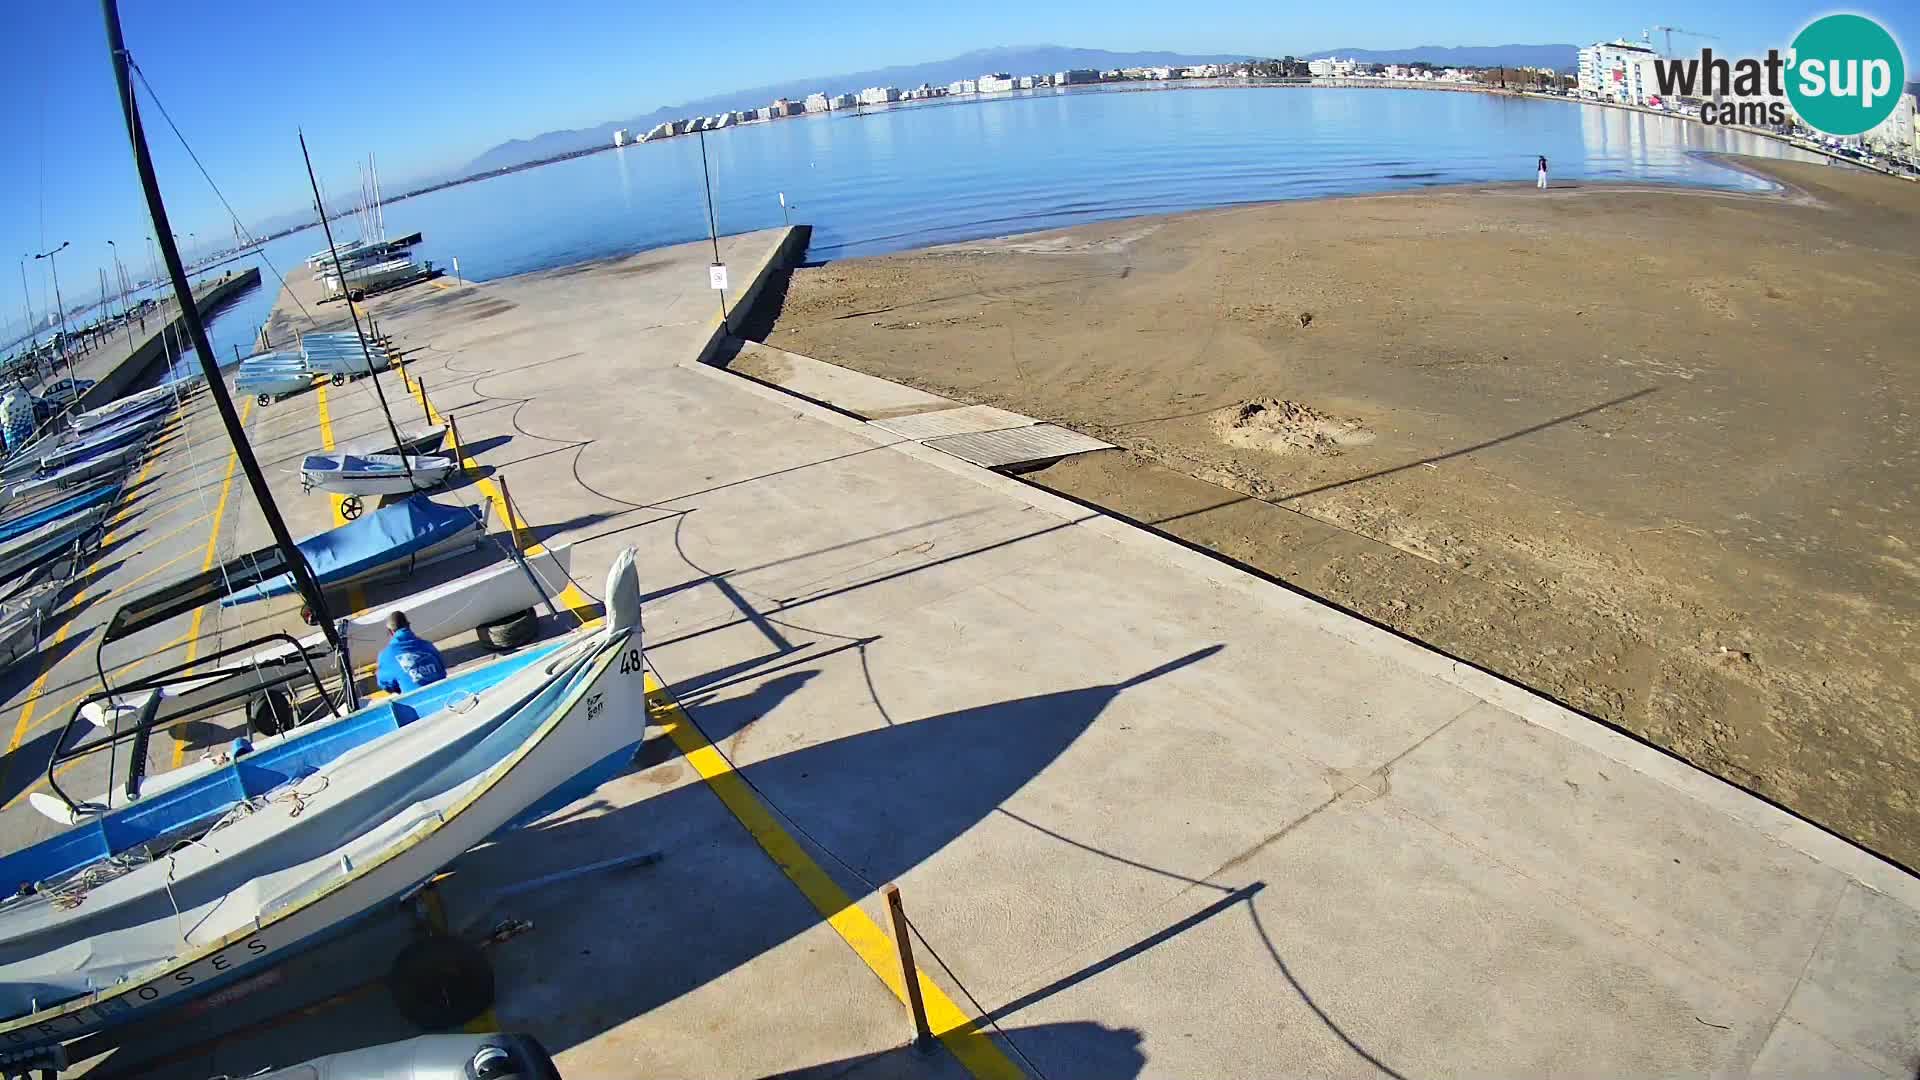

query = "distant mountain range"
[
  {"left": 455, "top": 42, "right": 1576, "bottom": 178},
  {"left": 1306, "top": 44, "right": 1578, "bottom": 69},
  {"left": 458, "top": 46, "right": 1241, "bottom": 176}
]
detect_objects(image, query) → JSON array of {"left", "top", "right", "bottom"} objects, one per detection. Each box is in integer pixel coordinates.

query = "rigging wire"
[
  {"left": 119, "top": 51, "right": 382, "bottom": 715},
  {"left": 122, "top": 53, "right": 316, "bottom": 329}
]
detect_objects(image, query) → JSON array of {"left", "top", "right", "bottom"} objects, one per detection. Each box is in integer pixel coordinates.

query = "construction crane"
[{"left": 1648, "top": 26, "right": 1718, "bottom": 58}]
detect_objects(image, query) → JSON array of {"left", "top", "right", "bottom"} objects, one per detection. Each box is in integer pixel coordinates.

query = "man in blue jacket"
[{"left": 377, "top": 611, "right": 447, "bottom": 694}]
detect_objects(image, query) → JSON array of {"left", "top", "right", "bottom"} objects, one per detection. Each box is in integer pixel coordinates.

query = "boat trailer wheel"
[
  {"left": 256, "top": 393, "right": 271, "bottom": 407},
  {"left": 340, "top": 494, "right": 364, "bottom": 520},
  {"left": 388, "top": 933, "right": 495, "bottom": 1030},
  {"left": 331, "top": 372, "right": 347, "bottom": 387},
  {"left": 247, "top": 689, "right": 296, "bottom": 737}
]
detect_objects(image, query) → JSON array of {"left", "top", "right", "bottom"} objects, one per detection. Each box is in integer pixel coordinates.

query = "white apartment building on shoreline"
[{"left": 1578, "top": 39, "right": 1662, "bottom": 104}]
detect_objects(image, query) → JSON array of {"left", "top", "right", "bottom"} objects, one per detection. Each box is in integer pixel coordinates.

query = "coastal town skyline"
[{"left": 2, "top": 2, "right": 1914, "bottom": 320}]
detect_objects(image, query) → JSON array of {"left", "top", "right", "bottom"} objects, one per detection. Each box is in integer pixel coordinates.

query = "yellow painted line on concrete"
[
  {"left": 0, "top": 388, "right": 192, "bottom": 771},
  {"left": 170, "top": 397, "right": 254, "bottom": 769},
  {"left": 125, "top": 508, "right": 218, "bottom": 555},
  {"left": 2, "top": 589, "right": 89, "bottom": 756},
  {"left": 0, "top": 628, "right": 201, "bottom": 802},
  {"left": 0, "top": 396, "right": 194, "bottom": 764},
  {"left": 646, "top": 673, "right": 1024, "bottom": 1080},
  {"left": 314, "top": 383, "right": 337, "bottom": 452},
  {"left": 314, "top": 381, "right": 353, "bottom": 528},
  {"left": 98, "top": 547, "right": 197, "bottom": 603},
  {"left": 100, "top": 396, "right": 184, "bottom": 532},
  {"left": 408, "top": 379, "right": 592, "bottom": 621}
]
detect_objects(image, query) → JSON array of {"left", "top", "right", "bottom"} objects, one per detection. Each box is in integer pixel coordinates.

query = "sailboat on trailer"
[{"left": 0, "top": 4, "right": 655, "bottom": 1064}]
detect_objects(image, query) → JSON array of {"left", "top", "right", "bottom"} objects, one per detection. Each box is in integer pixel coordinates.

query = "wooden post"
[
  {"left": 496, "top": 473, "right": 525, "bottom": 553},
  {"left": 417, "top": 376, "right": 434, "bottom": 428},
  {"left": 883, "top": 884, "right": 934, "bottom": 1050},
  {"left": 447, "top": 413, "right": 471, "bottom": 477}
]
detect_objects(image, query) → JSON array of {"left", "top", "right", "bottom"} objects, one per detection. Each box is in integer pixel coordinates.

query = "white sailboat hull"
[
  {"left": 0, "top": 549, "right": 645, "bottom": 1057},
  {"left": 34, "top": 543, "right": 579, "bottom": 824},
  {"left": 7, "top": 444, "right": 142, "bottom": 501},
  {"left": 301, "top": 453, "right": 455, "bottom": 497}
]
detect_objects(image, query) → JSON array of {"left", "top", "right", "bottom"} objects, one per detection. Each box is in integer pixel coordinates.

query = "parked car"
[{"left": 38, "top": 377, "right": 95, "bottom": 406}]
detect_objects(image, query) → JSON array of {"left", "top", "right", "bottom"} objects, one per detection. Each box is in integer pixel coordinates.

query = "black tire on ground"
[
  {"left": 477, "top": 607, "right": 539, "bottom": 652},
  {"left": 256, "top": 393, "right": 270, "bottom": 407},
  {"left": 247, "top": 689, "right": 296, "bottom": 737},
  {"left": 387, "top": 933, "right": 495, "bottom": 1030},
  {"left": 331, "top": 372, "right": 346, "bottom": 387},
  {"left": 341, "top": 494, "right": 363, "bottom": 520}
]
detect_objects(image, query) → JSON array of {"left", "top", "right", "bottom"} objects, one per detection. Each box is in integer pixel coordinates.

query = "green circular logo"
[{"left": 1787, "top": 14, "right": 1905, "bottom": 136}]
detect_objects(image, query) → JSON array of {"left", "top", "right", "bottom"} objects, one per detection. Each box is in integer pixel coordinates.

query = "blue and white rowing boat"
[
  {"left": 30, "top": 542, "right": 580, "bottom": 825},
  {"left": 0, "top": 549, "right": 648, "bottom": 1058}
]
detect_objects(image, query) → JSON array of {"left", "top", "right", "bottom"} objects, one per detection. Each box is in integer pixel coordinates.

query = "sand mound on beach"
[{"left": 1209, "top": 398, "right": 1373, "bottom": 456}]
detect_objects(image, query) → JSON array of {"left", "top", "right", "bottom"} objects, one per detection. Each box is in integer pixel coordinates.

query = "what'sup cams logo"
[{"left": 1653, "top": 13, "right": 1906, "bottom": 135}]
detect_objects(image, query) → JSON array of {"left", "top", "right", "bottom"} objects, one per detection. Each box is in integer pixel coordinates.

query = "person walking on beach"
[{"left": 1537, "top": 155, "right": 1549, "bottom": 190}]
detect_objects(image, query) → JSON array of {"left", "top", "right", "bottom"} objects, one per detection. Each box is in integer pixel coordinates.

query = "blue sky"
[{"left": 3, "top": 0, "right": 1913, "bottom": 323}]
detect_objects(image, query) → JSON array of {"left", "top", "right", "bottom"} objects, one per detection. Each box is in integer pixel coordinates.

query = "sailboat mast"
[
  {"left": 372, "top": 152, "right": 386, "bottom": 241},
  {"left": 299, "top": 132, "right": 413, "bottom": 486},
  {"left": 101, "top": 0, "right": 344, "bottom": 652}
]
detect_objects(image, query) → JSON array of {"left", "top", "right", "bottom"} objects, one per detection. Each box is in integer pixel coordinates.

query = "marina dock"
[
  {"left": 58, "top": 267, "right": 263, "bottom": 409},
  {"left": 4, "top": 228, "right": 1914, "bottom": 1077}
]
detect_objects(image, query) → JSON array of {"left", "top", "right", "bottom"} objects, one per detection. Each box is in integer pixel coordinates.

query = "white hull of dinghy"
[
  {"left": 0, "top": 549, "right": 644, "bottom": 1057},
  {"left": 32, "top": 543, "right": 579, "bottom": 824},
  {"left": 301, "top": 454, "right": 456, "bottom": 497}
]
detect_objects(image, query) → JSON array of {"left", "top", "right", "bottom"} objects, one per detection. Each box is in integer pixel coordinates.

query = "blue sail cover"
[
  {"left": 0, "top": 484, "right": 118, "bottom": 545},
  {"left": 221, "top": 495, "right": 483, "bottom": 606}
]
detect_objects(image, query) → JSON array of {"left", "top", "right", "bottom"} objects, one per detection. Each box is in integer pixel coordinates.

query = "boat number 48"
[{"left": 617, "top": 649, "right": 644, "bottom": 676}]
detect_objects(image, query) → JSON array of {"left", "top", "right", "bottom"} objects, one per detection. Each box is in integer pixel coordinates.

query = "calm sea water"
[{"left": 180, "top": 85, "right": 1823, "bottom": 377}]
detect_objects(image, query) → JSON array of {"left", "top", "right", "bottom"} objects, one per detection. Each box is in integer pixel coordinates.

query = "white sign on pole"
[{"left": 709, "top": 263, "right": 729, "bottom": 291}]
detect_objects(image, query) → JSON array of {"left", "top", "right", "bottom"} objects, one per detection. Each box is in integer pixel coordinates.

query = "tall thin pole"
[
  {"left": 697, "top": 127, "right": 727, "bottom": 323},
  {"left": 17, "top": 260, "right": 34, "bottom": 347},
  {"left": 41, "top": 248, "right": 75, "bottom": 387},
  {"left": 299, "top": 130, "right": 413, "bottom": 487},
  {"left": 102, "top": 0, "right": 343, "bottom": 651}
]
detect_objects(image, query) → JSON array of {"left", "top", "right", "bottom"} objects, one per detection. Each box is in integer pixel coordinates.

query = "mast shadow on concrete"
[{"left": 447, "top": 645, "right": 1221, "bottom": 1067}]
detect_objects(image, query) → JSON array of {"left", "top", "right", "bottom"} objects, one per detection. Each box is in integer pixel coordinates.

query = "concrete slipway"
[{"left": 15, "top": 226, "right": 1917, "bottom": 1077}]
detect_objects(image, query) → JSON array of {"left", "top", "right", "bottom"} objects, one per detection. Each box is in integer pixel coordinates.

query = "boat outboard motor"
[{"left": 221, "top": 1033, "right": 560, "bottom": 1079}]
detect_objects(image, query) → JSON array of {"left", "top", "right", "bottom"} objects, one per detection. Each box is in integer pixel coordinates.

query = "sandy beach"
[{"left": 755, "top": 156, "right": 1920, "bottom": 868}]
